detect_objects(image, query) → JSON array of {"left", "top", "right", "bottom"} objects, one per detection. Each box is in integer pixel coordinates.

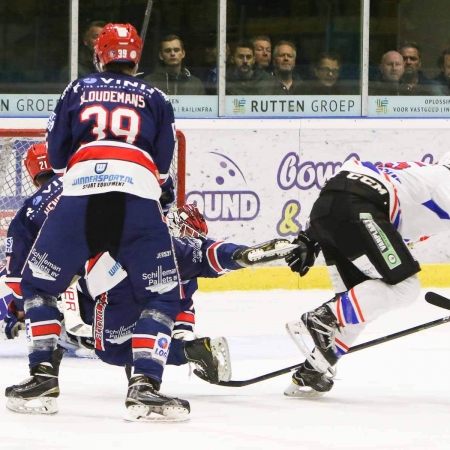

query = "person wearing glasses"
[
  {"left": 398, "top": 41, "right": 443, "bottom": 95},
  {"left": 308, "top": 52, "right": 354, "bottom": 95}
]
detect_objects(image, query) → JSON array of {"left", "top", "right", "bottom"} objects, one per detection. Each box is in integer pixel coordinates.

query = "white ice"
[{"left": 2, "top": 288, "right": 450, "bottom": 450}]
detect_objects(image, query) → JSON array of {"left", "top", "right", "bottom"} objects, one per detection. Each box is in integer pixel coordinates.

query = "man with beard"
[
  {"left": 398, "top": 41, "right": 443, "bottom": 95},
  {"left": 226, "top": 40, "right": 275, "bottom": 95}
]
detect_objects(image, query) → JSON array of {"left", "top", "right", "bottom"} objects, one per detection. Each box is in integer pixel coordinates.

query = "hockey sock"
[
  {"left": 132, "top": 309, "right": 174, "bottom": 383},
  {"left": 24, "top": 295, "right": 61, "bottom": 367}
]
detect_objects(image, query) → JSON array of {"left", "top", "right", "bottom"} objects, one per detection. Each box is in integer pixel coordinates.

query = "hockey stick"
[
  {"left": 139, "top": 0, "right": 153, "bottom": 55},
  {"left": 424, "top": 291, "right": 450, "bottom": 310},
  {"left": 217, "top": 313, "right": 450, "bottom": 387}
]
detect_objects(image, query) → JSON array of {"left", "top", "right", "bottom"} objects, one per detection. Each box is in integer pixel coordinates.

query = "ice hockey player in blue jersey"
[
  {"left": 6, "top": 23, "right": 189, "bottom": 421},
  {"left": 284, "top": 156, "right": 450, "bottom": 398},
  {"left": 0, "top": 142, "right": 96, "bottom": 352},
  {"left": 1, "top": 143, "right": 65, "bottom": 339}
]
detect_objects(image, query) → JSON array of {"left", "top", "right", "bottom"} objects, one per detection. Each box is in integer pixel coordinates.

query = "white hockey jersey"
[{"left": 336, "top": 159, "right": 450, "bottom": 243}]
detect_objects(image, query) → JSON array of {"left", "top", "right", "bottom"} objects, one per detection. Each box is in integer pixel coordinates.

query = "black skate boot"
[
  {"left": 284, "top": 362, "right": 334, "bottom": 398},
  {"left": 5, "top": 347, "right": 64, "bottom": 415},
  {"left": 184, "top": 337, "right": 231, "bottom": 384},
  {"left": 286, "top": 304, "right": 341, "bottom": 373},
  {"left": 125, "top": 375, "right": 190, "bottom": 422}
]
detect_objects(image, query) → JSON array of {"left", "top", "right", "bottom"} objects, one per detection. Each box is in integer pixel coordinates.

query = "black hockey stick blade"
[
  {"left": 217, "top": 314, "right": 450, "bottom": 387},
  {"left": 216, "top": 363, "right": 302, "bottom": 387},
  {"left": 425, "top": 291, "right": 450, "bottom": 311}
]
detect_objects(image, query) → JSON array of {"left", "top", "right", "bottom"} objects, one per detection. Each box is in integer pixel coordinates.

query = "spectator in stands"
[
  {"left": 307, "top": 52, "right": 354, "bottom": 94},
  {"left": 144, "top": 35, "right": 205, "bottom": 95},
  {"left": 369, "top": 50, "right": 405, "bottom": 95},
  {"left": 398, "top": 41, "right": 443, "bottom": 95},
  {"left": 61, "top": 20, "right": 106, "bottom": 80},
  {"left": 251, "top": 35, "right": 272, "bottom": 73},
  {"left": 226, "top": 40, "right": 275, "bottom": 95},
  {"left": 194, "top": 33, "right": 230, "bottom": 95},
  {"left": 432, "top": 48, "right": 450, "bottom": 95},
  {"left": 270, "top": 40, "right": 304, "bottom": 95}
]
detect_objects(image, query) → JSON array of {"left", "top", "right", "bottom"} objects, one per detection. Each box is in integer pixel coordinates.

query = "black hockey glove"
[{"left": 285, "top": 231, "right": 321, "bottom": 277}]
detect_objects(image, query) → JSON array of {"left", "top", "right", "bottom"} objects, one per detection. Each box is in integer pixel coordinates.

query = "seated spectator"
[
  {"left": 432, "top": 48, "right": 450, "bottom": 95},
  {"left": 307, "top": 52, "right": 354, "bottom": 94},
  {"left": 251, "top": 35, "right": 272, "bottom": 73},
  {"left": 61, "top": 20, "right": 106, "bottom": 80},
  {"left": 144, "top": 35, "right": 205, "bottom": 95},
  {"left": 369, "top": 51, "right": 405, "bottom": 95},
  {"left": 398, "top": 41, "right": 443, "bottom": 95},
  {"left": 270, "top": 40, "right": 304, "bottom": 95},
  {"left": 226, "top": 40, "right": 275, "bottom": 95}
]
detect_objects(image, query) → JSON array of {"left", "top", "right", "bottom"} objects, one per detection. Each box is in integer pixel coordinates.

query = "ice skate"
[
  {"left": 286, "top": 304, "right": 340, "bottom": 373},
  {"left": 233, "top": 239, "right": 298, "bottom": 267},
  {"left": 184, "top": 337, "right": 232, "bottom": 383},
  {"left": 5, "top": 346, "right": 64, "bottom": 415},
  {"left": 6, "top": 361, "right": 60, "bottom": 415},
  {"left": 284, "top": 362, "right": 334, "bottom": 398},
  {"left": 125, "top": 375, "right": 190, "bottom": 422}
]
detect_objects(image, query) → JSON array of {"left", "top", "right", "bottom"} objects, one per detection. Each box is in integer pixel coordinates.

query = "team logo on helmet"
[
  {"left": 108, "top": 50, "right": 116, "bottom": 58},
  {"left": 95, "top": 163, "right": 108, "bottom": 174}
]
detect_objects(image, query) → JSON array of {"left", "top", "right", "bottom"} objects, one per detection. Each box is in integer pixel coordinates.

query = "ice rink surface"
[{"left": 2, "top": 287, "right": 450, "bottom": 450}]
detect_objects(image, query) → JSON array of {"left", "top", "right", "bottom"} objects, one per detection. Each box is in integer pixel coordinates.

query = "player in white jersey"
[{"left": 283, "top": 156, "right": 450, "bottom": 397}]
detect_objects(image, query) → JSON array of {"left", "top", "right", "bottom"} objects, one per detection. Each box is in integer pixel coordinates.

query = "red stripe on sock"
[
  {"left": 132, "top": 337, "right": 155, "bottom": 349},
  {"left": 175, "top": 312, "right": 195, "bottom": 324},
  {"left": 32, "top": 323, "right": 61, "bottom": 337}
]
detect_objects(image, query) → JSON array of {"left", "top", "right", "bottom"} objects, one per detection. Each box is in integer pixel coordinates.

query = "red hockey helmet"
[
  {"left": 166, "top": 204, "right": 209, "bottom": 238},
  {"left": 94, "top": 23, "right": 142, "bottom": 71},
  {"left": 24, "top": 142, "right": 52, "bottom": 187}
]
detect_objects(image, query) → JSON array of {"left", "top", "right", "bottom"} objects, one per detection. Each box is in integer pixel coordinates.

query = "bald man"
[
  {"left": 370, "top": 50, "right": 404, "bottom": 95},
  {"left": 380, "top": 51, "right": 405, "bottom": 82}
]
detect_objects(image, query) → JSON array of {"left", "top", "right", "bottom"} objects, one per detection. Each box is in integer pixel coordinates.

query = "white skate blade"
[
  {"left": 124, "top": 404, "right": 190, "bottom": 423},
  {"left": 285, "top": 321, "right": 332, "bottom": 374},
  {"left": 6, "top": 397, "right": 58, "bottom": 415},
  {"left": 283, "top": 381, "right": 326, "bottom": 399},
  {"left": 210, "top": 337, "right": 232, "bottom": 382},
  {"left": 247, "top": 241, "right": 299, "bottom": 264}
]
